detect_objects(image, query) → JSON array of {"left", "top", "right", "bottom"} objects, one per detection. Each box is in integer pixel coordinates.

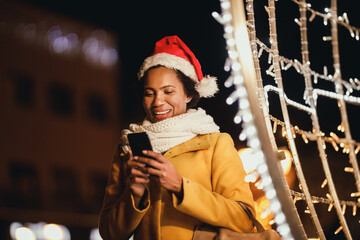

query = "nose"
[{"left": 153, "top": 92, "right": 165, "bottom": 107}]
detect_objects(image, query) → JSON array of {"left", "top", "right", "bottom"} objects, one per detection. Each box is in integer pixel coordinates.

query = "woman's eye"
[
  {"left": 144, "top": 92, "right": 154, "bottom": 96},
  {"left": 164, "top": 90, "right": 174, "bottom": 94}
]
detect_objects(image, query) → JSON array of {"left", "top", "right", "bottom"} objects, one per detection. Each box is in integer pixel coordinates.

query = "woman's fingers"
[
  {"left": 134, "top": 155, "right": 162, "bottom": 170},
  {"left": 128, "top": 168, "right": 149, "bottom": 184},
  {"left": 142, "top": 150, "right": 165, "bottom": 163},
  {"left": 130, "top": 176, "right": 150, "bottom": 184},
  {"left": 128, "top": 159, "right": 146, "bottom": 169},
  {"left": 130, "top": 167, "right": 149, "bottom": 177}
]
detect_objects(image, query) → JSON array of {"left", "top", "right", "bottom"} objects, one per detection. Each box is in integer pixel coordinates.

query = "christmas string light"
[
  {"left": 266, "top": 1, "right": 318, "bottom": 238},
  {"left": 328, "top": 1, "right": 360, "bottom": 210},
  {"left": 312, "top": 88, "right": 360, "bottom": 105},
  {"left": 216, "top": 0, "right": 300, "bottom": 238},
  {"left": 264, "top": 85, "right": 315, "bottom": 114},
  {"left": 245, "top": 0, "right": 280, "bottom": 153},
  {"left": 291, "top": 190, "right": 360, "bottom": 210},
  {"left": 257, "top": 5, "right": 360, "bottom": 215},
  {"left": 248, "top": 1, "right": 353, "bottom": 238},
  {"left": 291, "top": 0, "right": 360, "bottom": 42},
  {"left": 269, "top": 114, "right": 360, "bottom": 154},
  {"left": 243, "top": 0, "right": 360, "bottom": 238},
  {"left": 254, "top": 38, "right": 360, "bottom": 95}
]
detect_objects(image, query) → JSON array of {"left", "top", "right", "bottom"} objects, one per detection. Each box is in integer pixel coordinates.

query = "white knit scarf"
[{"left": 121, "top": 108, "right": 220, "bottom": 153}]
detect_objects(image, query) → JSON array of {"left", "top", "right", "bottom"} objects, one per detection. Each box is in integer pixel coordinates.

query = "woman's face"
[{"left": 143, "top": 67, "right": 192, "bottom": 123}]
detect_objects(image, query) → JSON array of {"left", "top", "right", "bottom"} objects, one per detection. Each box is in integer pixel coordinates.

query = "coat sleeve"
[
  {"left": 173, "top": 133, "right": 255, "bottom": 233},
  {"left": 98, "top": 144, "right": 151, "bottom": 240}
]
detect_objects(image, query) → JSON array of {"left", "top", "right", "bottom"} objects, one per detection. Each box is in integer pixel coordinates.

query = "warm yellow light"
[
  {"left": 239, "top": 148, "right": 292, "bottom": 175},
  {"left": 280, "top": 149, "right": 292, "bottom": 175},
  {"left": 43, "top": 223, "right": 64, "bottom": 240},
  {"left": 15, "top": 227, "right": 36, "bottom": 240}
]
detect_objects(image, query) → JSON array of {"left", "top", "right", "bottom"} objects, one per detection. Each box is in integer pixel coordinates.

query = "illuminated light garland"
[
  {"left": 254, "top": 39, "right": 360, "bottom": 95},
  {"left": 291, "top": 190, "right": 360, "bottom": 209},
  {"left": 264, "top": 85, "right": 315, "bottom": 114},
  {"left": 335, "top": 226, "right": 344, "bottom": 235},
  {"left": 313, "top": 89, "right": 360, "bottom": 105},
  {"left": 242, "top": 0, "right": 360, "bottom": 238},
  {"left": 216, "top": 0, "right": 296, "bottom": 239},
  {"left": 269, "top": 114, "right": 360, "bottom": 155},
  {"left": 291, "top": 0, "right": 360, "bottom": 42}
]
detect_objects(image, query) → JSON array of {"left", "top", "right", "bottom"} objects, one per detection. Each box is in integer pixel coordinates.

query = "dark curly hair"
[{"left": 138, "top": 65, "right": 200, "bottom": 109}]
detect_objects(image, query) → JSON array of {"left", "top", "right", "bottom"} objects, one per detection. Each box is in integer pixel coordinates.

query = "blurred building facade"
[{"left": 0, "top": 1, "right": 121, "bottom": 239}]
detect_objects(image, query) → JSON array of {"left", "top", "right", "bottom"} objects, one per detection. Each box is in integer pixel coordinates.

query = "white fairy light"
[
  {"left": 224, "top": 76, "right": 234, "bottom": 88},
  {"left": 212, "top": 12, "right": 224, "bottom": 24},
  {"left": 224, "top": 57, "right": 232, "bottom": 71},
  {"left": 234, "top": 110, "right": 242, "bottom": 124},
  {"left": 313, "top": 89, "right": 360, "bottom": 105},
  {"left": 264, "top": 85, "right": 315, "bottom": 114},
  {"left": 242, "top": 112, "right": 253, "bottom": 122},
  {"left": 217, "top": 1, "right": 295, "bottom": 239},
  {"left": 239, "top": 132, "right": 247, "bottom": 141},
  {"left": 234, "top": 75, "right": 244, "bottom": 84},
  {"left": 294, "top": 18, "right": 302, "bottom": 27},
  {"left": 239, "top": 99, "right": 250, "bottom": 109}
]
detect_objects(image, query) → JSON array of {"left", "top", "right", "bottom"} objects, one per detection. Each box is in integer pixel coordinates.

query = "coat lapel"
[{"left": 163, "top": 134, "right": 211, "bottom": 158}]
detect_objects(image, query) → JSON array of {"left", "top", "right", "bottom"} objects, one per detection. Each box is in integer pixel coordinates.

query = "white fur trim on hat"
[
  {"left": 138, "top": 53, "right": 198, "bottom": 82},
  {"left": 138, "top": 53, "right": 218, "bottom": 98},
  {"left": 196, "top": 75, "right": 218, "bottom": 98}
]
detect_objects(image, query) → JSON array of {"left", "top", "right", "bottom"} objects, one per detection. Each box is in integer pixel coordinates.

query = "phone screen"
[{"left": 127, "top": 132, "right": 153, "bottom": 157}]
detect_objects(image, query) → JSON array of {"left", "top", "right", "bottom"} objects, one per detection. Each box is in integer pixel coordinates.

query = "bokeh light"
[
  {"left": 43, "top": 223, "right": 64, "bottom": 240},
  {"left": 15, "top": 227, "right": 36, "bottom": 240}
]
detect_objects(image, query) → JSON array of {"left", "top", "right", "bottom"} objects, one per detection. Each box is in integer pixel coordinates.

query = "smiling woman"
[
  {"left": 142, "top": 67, "right": 192, "bottom": 123},
  {"left": 98, "top": 35, "right": 256, "bottom": 240}
]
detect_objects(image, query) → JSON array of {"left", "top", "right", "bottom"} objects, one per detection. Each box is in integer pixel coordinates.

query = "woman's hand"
[
  {"left": 134, "top": 150, "right": 183, "bottom": 200},
  {"left": 125, "top": 150, "right": 150, "bottom": 208}
]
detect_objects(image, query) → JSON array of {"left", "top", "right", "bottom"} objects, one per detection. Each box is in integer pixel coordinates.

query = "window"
[
  {"left": 88, "top": 172, "right": 108, "bottom": 213},
  {"left": 5, "top": 162, "right": 40, "bottom": 208},
  {"left": 14, "top": 73, "right": 35, "bottom": 108},
  {"left": 52, "top": 167, "right": 80, "bottom": 210},
  {"left": 86, "top": 94, "right": 108, "bottom": 124},
  {"left": 48, "top": 83, "right": 74, "bottom": 116}
]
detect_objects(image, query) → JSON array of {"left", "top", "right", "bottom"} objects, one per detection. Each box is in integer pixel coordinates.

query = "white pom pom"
[{"left": 195, "top": 75, "right": 219, "bottom": 98}]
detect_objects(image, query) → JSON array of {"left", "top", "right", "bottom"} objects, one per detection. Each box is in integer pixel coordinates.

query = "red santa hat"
[{"left": 138, "top": 35, "right": 218, "bottom": 98}]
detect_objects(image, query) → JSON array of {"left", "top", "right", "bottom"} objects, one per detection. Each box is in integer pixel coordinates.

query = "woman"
[{"left": 99, "top": 35, "right": 255, "bottom": 240}]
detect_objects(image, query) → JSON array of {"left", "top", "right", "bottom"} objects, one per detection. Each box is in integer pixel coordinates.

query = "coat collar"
[{"left": 163, "top": 134, "right": 211, "bottom": 158}]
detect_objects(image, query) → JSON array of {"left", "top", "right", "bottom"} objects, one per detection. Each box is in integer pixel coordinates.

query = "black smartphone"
[{"left": 127, "top": 132, "right": 153, "bottom": 157}]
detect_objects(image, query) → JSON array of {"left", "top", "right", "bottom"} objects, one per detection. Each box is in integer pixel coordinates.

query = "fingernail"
[{"left": 142, "top": 150, "right": 147, "bottom": 154}]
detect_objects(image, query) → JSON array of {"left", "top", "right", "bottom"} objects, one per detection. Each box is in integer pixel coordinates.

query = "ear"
[{"left": 186, "top": 96, "right": 192, "bottom": 103}]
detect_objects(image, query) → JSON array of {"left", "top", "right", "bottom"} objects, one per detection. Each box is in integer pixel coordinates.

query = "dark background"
[{"left": 14, "top": 0, "right": 360, "bottom": 144}]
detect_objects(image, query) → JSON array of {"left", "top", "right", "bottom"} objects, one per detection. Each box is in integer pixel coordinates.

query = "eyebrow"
[{"left": 144, "top": 85, "right": 176, "bottom": 90}]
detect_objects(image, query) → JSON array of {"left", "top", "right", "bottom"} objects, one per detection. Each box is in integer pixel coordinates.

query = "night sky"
[{"left": 15, "top": 0, "right": 360, "bottom": 142}]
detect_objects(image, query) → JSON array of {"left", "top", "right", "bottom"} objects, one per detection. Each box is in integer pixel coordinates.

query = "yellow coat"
[{"left": 99, "top": 132, "right": 255, "bottom": 240}]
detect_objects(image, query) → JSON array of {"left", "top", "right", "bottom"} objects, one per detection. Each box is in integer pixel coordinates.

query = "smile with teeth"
[{"left": 154, "top": 110, "right": 171, "bottom": 115}]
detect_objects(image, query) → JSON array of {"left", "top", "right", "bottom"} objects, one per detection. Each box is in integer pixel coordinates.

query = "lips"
[
  {"left": 152, "top": 109, "right": 171, "bottom": 121},
  {"left": 154, "top": 110, "right": 171, "bottom": 115}
]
